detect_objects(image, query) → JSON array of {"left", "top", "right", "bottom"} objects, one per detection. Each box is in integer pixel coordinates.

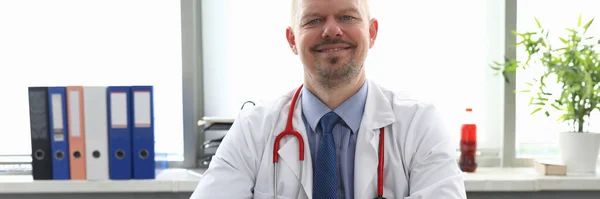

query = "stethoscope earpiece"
[{"left": 240, "top": 101, "right": 256, "bottom": 110}]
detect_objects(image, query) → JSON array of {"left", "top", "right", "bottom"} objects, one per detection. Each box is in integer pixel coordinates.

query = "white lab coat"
[{"left": 190, "top": 79, "right": 467, "bottom": 199}]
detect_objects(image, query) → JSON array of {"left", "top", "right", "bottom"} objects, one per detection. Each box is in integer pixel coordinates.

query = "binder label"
[
  {"left": 134, "top": 91, "right": 151, "bottom": 127},
  {"left": 110, "top": 92, "right": 128, "bottom": 128},
  {"left": 69, "top": 90, "right": 81, "bottom": 137},
  {"left": 51, "top": 93, "right": 65, "bottom": 142}
]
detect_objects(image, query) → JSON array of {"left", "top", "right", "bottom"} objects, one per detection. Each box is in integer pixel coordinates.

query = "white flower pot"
[{"left": 558, "top": 132, "right": 600, "bottom": 175}]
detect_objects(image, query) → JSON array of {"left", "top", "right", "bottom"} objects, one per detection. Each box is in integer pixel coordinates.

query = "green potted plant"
[{"left": 492, "top": 14, "right": 600, "bottom": 175}]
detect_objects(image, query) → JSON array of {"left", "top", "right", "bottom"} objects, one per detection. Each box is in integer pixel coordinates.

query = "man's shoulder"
[
  {"left": 377, "top": 81, "right": 434, "bottom": 110},
  {"left": 371, "top": 80, "right": 439, "bottom": 116}
]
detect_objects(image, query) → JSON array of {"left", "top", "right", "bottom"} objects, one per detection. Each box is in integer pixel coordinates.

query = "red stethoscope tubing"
[
  {"left": 273, "top": 85, "right": 305, "bottom": 163},
  {"left": 273, "top": 84, "right": 385, "bottom": 198},
  {"left": 377, "top": 127, "right": 385, "bottom": 197}
]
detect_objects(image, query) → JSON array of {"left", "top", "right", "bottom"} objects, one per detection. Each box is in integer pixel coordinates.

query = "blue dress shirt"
[{"left": 301, "top": 81, "right": 368, "bottom": 199}]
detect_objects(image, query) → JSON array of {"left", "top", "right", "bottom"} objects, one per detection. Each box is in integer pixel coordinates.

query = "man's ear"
[
  {"left": 368, "top": 18, "right": 379, "bottom": 48},
  {"left": 286, "top": 27, "right": 298, "bottom": 55}
]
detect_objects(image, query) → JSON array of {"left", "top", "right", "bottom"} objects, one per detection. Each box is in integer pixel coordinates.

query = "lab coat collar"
[
  {"left": 276, "top": 86, "right": 313, "bottom": 198},
  {"left": 354, "top": 79, "right": 396, "bottom": 199}
]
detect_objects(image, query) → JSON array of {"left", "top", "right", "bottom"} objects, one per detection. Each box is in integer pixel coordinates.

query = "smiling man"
[{"left": 190, "top": 0, "right": 467, "bottom": 198}]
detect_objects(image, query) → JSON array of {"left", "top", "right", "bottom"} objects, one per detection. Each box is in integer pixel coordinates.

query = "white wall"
[{"left": 0, "top": 0, "right": 184, "bottom": 157}]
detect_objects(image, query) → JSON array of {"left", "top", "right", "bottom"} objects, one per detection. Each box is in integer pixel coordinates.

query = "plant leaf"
[
  {"left": 490, "top": 66, "right": 502, "bottom": 70},
  {"left": 584, "top": 18, "right": 595, "bottom": 32},
  {"left": 531, "top": 107, "right": 542, "bottom": 115},
  {"left": 511, "top": 30, "right": 520, "bottom": 36},
  {"left": 535, "top": 17, "right": 542, "bottom": 28},
  {"left": 490, "top": 15, "right": 600, "bottom": 131},
  {"left": 525, "top": 82, "right": 534, "bottom": 87},
  {"left": 519, "top": 89, "right": 531, "bottom": 93},
  {"left": 529, "top": 97, "right": 534, "bottom": 105},
  {"left": 551, "top": 103, "right": 561, "bottom": 110},
  {"left": 557, "top": 114, "right": 568, "bottom": 122}
]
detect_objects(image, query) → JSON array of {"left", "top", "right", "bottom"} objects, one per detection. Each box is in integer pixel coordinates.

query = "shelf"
[{"left": 0, "top": 168, "right": 204, "bottom": 194}]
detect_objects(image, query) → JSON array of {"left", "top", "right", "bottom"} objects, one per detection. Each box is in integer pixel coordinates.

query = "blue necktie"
[{"left": 313, "top": 111, "right": 341, "bottom": 199}]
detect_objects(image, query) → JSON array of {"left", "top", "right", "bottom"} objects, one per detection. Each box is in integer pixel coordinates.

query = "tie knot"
[{"left": 320, "top": 111, "right": 341, "bottom": 134}]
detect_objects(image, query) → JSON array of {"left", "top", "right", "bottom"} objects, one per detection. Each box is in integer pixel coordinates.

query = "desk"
[{"left": 1, "top": 168, "right": 599, "bottom": 199}]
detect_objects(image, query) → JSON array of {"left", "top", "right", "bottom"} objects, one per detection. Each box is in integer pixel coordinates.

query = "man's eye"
[
  {"left": 308, "top": 19, "right": 321, "bottom": 24},
  {"left": 342, "top": 15, "right": 354, "bottom": 20}
]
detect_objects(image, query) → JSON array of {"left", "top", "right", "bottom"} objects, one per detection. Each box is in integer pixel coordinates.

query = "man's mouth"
[
  {"left": 313, "top": 44, "right": 353, "bottom": 53},
  {"left": 316, "top": 47, "right": 352, "bottom": 53}
]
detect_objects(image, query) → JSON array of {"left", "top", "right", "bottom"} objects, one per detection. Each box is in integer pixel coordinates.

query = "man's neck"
[{"left": 304, "top": 72, "right": 366, "bottom": 110}]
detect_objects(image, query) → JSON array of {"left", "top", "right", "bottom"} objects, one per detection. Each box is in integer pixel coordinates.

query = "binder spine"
[
  {"left": 48, "top": 87, "right": 70, "bottom": 180},
  {"left": 84, "top": 86, "right": 109, "bottom": 180},
  {"left": 131, "top": 86, "right": 156, "bottom": 179},
  {"left": 28, "top": 87, "right": 53, "bottom": 180},
  {"left": 107, "top": 86, "right": 133, "bottom": 179},
  {"left": 67, "top": 86, "right": 86, "bottom": 180}
]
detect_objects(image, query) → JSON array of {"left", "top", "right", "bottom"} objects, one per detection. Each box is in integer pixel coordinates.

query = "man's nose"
[{"left": 322, "top": 18, "right": 343, "bottom": 38}]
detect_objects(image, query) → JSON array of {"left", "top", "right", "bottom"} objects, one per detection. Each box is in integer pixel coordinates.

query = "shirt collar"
[{"left": 301, "top": 80, "right": 368, "bottom": 133}]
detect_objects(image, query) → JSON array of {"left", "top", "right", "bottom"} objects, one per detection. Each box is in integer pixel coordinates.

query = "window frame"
[
  {"left": 503, "top": 0, "right": 600, "bottom": 168},
  {"left": 186, "top": 0, "right": 510, "bottom": 168},
  {"left": 502, "top": 0, "right": 519, "bottom": 167},
  {"left": 180, "top": 0, "right": 203, "bottom": 168}
]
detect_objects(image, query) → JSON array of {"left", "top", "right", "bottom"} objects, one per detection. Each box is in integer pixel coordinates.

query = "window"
[
  {"left": 201, "top": 0, "right": 505, "bottom": 153},
  {"left": 0, "top": 1, "right": 183, "bottom": 160},
  {"left": 515, "top": 0, "right": 600, "bottom": 158}
]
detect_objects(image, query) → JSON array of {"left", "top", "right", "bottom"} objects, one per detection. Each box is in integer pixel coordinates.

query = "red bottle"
[{"left": 459, "top": 108, "right": 477, "bottom": 172}]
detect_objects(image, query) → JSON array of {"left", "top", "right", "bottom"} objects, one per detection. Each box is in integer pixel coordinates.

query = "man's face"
[{"left": 287, "top": 0, "right": 378, "bottom": 87}]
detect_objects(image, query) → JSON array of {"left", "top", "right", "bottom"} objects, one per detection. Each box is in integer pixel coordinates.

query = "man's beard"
[
  {"left": 309, "top": 38, "right": 362, "bottom": 89},
  {"left": 315, "top": 55, "right": 361, "bottom": 89}
]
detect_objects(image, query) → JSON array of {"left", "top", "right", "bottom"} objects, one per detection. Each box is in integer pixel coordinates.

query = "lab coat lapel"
[
  {"left": 355, "top": 80, "right": 395, "bottom": 199},
  {"left": 276, "top": 93, "right": 313, "bottom": 199}
]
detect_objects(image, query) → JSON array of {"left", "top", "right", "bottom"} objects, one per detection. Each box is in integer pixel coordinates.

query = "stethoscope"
[{"left": 273, "top": 84, "right": 387, "bottom": 199}]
